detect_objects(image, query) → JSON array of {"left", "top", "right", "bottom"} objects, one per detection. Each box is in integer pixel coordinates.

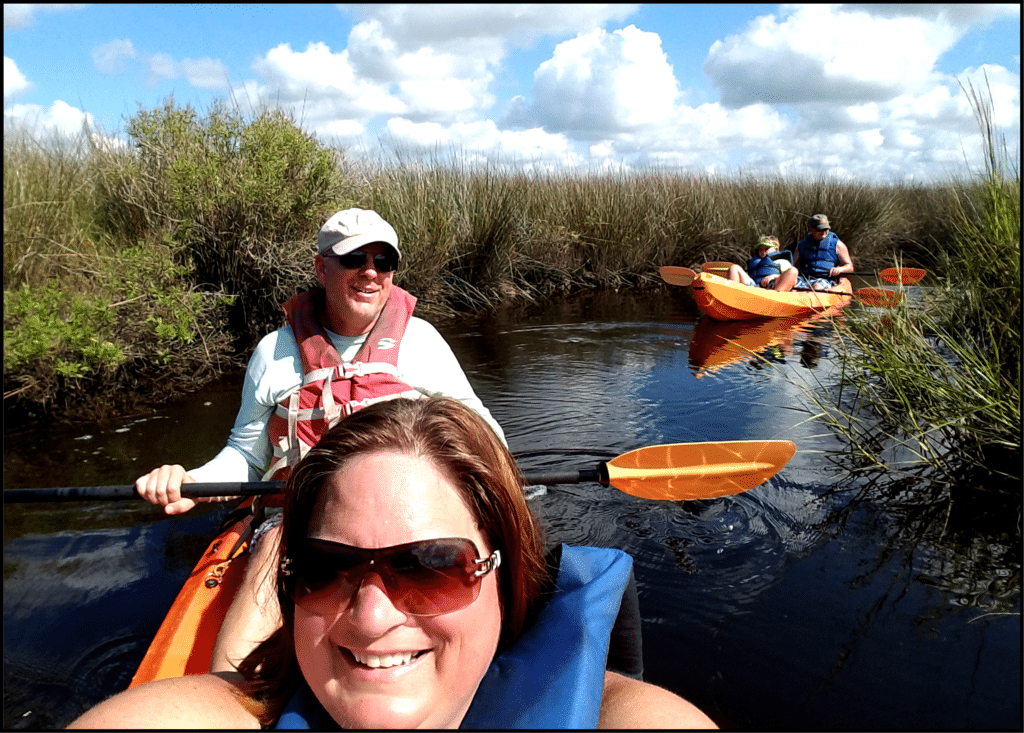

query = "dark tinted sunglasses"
[
  {"left": 282, "top": 537, "right": 501, "bottom": 617},
  {"left": 327, "top": 249, "right": 399, "bottom": 273}
]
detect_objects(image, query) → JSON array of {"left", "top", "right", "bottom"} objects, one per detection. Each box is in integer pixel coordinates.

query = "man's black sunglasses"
[{"left": 326, "top": 249, "right": 399, "bottom": 273}]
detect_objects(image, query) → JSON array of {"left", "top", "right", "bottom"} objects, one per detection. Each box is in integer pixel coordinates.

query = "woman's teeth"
[{"left": 352, "top": 651, "right": 417, "bottom": 668}]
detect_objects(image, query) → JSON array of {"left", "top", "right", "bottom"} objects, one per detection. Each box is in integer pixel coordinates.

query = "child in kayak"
[{"left": 726, "top": 235, "right": 794, "bottom": 290}]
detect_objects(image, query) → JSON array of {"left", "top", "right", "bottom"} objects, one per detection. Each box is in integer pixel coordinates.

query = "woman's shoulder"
[
  {"left": 598, "top": 671, "right": 718, "bottom": 729},
  {"left": 67, "top": 673, "right": 262, "bottom": 729}
]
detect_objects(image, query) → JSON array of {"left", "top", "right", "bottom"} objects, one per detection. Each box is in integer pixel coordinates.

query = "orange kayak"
[
  {"left": 692, "top": 271, "right": 852, "bottom": 321},
  {"left": 129, "top": 502, "right": 256, "bottom": 686}
]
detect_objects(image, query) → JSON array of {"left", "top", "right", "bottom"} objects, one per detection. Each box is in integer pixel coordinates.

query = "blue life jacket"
[
  {"left": 746, "top": 250, "right": 792, "bottom": 282},
  {"left": 275, "top": 544, "right": 634, "bottom": 730},
  {"left": 796, "top": 232, "right": 839, "bottom": 279}
]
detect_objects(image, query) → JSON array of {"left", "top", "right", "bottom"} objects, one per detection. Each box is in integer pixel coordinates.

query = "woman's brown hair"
[{"left": 237, "top": 396, "right": 547, "bottom": 724}]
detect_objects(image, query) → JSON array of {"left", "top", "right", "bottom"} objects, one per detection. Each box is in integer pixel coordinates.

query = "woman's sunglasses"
[
  {"left": 327, "top": 249, "right": 399, "bottom": 273},
  {"left": 282, "top": 537, "right": 501, "bottom": 617}
]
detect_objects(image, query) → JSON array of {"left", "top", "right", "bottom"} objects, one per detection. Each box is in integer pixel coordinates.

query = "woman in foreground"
[{"left": 71, "top": 397, "right": 716, "bottom": 729}]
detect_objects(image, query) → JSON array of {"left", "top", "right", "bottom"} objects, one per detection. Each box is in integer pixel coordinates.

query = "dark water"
[{"left": 4, "top": 287, "right": 1020, "bottom": 729}]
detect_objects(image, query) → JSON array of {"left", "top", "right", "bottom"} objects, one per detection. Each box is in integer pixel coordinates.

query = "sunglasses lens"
[
  {"left": 290, "top": 544, "right": 363, "bottom": 614},
  {"left": 386, "top": 539, "right": 481, "bottom": 615},
  {"left": 290, "top": 538, "right": 484, "bottom": 617},
  {"left": 334, "top": 250, "right": 397, "bottom": 272}
]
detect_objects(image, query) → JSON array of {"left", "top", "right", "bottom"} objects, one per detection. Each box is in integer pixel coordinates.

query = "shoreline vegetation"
[
  {"left": 4, "top": 94, "right": 1019, "bottom": 488},
  {"left": 802, "top": 78, "right": 1021, "bottom": 490}
]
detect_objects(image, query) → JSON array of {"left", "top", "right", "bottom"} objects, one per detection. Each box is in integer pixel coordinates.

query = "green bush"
[{"left": 100, "top": 98, "right": 349, "bottom": 345}]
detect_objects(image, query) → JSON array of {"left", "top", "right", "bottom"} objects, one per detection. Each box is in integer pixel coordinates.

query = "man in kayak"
[
  {"left": 134, "top": 207, "right": 504, "bottom": 511},
  {"left": 789, "top": 214, "right": 854, "bottom": 291},
  {"left": 70, "top": 397, "right": 717, "bottom": 730},
  {"left": 725, "top": 235, "right": 794, "bottom": 290}
]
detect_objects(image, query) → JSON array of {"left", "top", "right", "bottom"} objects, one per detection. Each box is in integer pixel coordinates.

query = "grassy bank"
[
  {"left": 809, "top": 78, "right": 1021, "bottom": 490},
  {"left": 0, "top": 95, "right": 984, "bottom": 425}
]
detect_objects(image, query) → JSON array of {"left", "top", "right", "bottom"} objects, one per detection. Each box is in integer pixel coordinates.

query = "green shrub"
[
  {"left": 99, "top": 97, "right": 349, "bottom": 345},
  {"left": 4, "top": 281, "right": 125, "bottom": 374}
]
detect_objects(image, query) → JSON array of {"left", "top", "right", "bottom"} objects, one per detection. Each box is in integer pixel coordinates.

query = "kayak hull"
[
  {"left": 129, "top": 503, "right": 256, "bottom": 686},
  {"left": 692, "top": 271, "right": 852, "bottom": 321}
]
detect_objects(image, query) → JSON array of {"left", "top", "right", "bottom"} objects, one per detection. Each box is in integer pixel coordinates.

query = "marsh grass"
[
  {"left": 1, "top": 94, "right": 1010, "bottom": 423},
  {"left": 800, "top": 76, "right": 1021, "bottom": 491}
]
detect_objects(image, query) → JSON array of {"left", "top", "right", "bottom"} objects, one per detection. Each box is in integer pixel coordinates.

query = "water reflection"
[
  {"left": 688, "top": 310, "right": 833, "bottom": 378},
  {"left": 3, "top": 288, "right": 1019, "bottom": 729}
]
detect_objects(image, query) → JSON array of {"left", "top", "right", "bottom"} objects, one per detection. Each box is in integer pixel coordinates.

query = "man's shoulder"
[
  {"left": 407, "top": 315, "right": 444, "bottom": 339},
  {"left": 248, "top": 325, "right": 300, "bottom": 369}
]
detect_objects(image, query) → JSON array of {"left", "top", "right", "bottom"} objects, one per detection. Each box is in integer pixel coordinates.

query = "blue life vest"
[
  {"left": 746, "top": 250, "right": 791, "bottom": 282},
  {"left": 796, "top": 232, "right": 839, "bottom": 279},
  {"left": 275, "top": 544, "right": 634, "bottom": 729}
]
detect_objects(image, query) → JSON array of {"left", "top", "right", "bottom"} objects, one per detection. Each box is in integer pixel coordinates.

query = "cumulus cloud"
[
  {"left": 4, "top": 56, "right": 32, "bottom": 99},
  {"left": 15, "top": 4, "right": 1006, "bottom": 182},
  {"left": 92, "top": 39, "right": 136, "bottom": 74},
  {"left": 382, "top": 116, "right": 576, "bottom": 168},
  {"left": 704, "top": 5, "right": 963, "bottom": 107},
  {"left": 283, "top": 4, "right": 1014, "bottom": 180},
  {"left": 505, "top": 25, "right": 680, "bottom": 137},
  {"left": 4, "top": 3, "right": 86, "bottom": 31},
  {"left": 840, "top": 3, "right": 1020, "bottom": 30},
  {"left": 4, "top": 99, "right": 92, "bottom": 137},
  {"left": 251, "top": 41, "right": 405, "bottom": 122},
  {"left": 145, "top": 52, "right": 178, "bottom": 86},
  {"left": 345, "top": 3, "right": 637, "bottom": 53},
  {"left": 325, "top": 4, "right": 638, "bottom": 128}
]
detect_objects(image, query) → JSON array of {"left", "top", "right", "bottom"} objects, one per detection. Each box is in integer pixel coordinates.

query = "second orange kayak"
[{"left": 692, "top": 271, "right": 852, "bottom": 321}]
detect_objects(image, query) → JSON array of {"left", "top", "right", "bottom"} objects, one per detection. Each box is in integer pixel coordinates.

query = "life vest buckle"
[{"left": 340, "top": 361, "right": 367, "bottom": 379}]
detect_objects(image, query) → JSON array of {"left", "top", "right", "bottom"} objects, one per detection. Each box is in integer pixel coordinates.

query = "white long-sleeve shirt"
[{"left": 188, "top": 317, "right": 504, "bottom": 482}]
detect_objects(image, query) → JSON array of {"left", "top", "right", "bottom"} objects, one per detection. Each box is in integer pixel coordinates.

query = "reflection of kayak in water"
[
  {"left": 689, "top": 308, "right": 841, "bottom": 378},
  {"left": 692, "top": 271, "right": 852, "bottom": 321}
]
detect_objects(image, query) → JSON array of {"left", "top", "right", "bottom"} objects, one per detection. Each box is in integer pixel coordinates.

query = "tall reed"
[
  {"left": 2, "top": 94, "right": 1009, "bottom": 424},
  {"left": 810, "top": 75, "right": 1021, "bottom": 489}
]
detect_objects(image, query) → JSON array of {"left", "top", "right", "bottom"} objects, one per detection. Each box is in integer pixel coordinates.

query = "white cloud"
[
  {"left": 4, "top": 3, "right": 86, "bottom": 31},
  {"left": 346, "top": 3, "right": 638, "bottom": 53},
  {"left": 4, "top": 56, "right": 32, "bottom": 99},
  {"left": 146, "top": 52, "right": 178, "bottom": 86},
  {"left": 840, "top": 3, "right": 1020, "bottom": 30},
  {"left": 4, "top": 99, "right": 92, "bottom": 137},
  {"left": 92, "top": 39, "right": 136, "bottom": 75},
  {"left": 382, "top": 116, "right": 574, "bottom": 166},
  {"left": 181, "top": 57, "right": 230, "bottom": 91},
  {"left": 398, "top": 77, "right": 483, "bottom": 119},
  {"left": 704, "top": 5, "right": 963, "bottom": 107},
  {"left": 509, "top": 25, "right": 679, "bottom": 137},
  {"left": 251, "top": 41, "right": 404, "bottom": 122}
]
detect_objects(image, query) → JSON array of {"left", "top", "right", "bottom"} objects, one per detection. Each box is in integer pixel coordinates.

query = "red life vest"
[{"left": 262, "top": 286, "right": 423, "bottom": 481}]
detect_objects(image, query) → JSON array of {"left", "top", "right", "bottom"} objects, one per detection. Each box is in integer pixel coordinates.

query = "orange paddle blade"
[
  {"left": 605, "top": 440, "right": 796, "bottom": 501},
  {"left": 660, "top": 266, "right": 697, "bottom": 286},
  {"left": 855, "top": 288, "right": 903, "bottom": 307},
  {"left": 878, "top": 267, "right": 926, "bottom": 284}
]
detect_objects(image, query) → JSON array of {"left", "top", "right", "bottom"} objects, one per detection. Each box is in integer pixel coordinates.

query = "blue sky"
[{"left": 4, "top": 4, "right": 1020, "bottom": 182}]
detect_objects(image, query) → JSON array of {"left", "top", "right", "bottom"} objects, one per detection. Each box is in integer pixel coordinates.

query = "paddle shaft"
[{"left": 3, "top": 469, "right": 609, "bottom": 503}]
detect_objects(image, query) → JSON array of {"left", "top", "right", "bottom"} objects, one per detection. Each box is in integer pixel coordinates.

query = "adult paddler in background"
[
  {"left": 790, "top": 213, "right": 854, "bottom": 291},
  {"left": 134, "top": 207, "right": 507, "bottom": 671}
]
